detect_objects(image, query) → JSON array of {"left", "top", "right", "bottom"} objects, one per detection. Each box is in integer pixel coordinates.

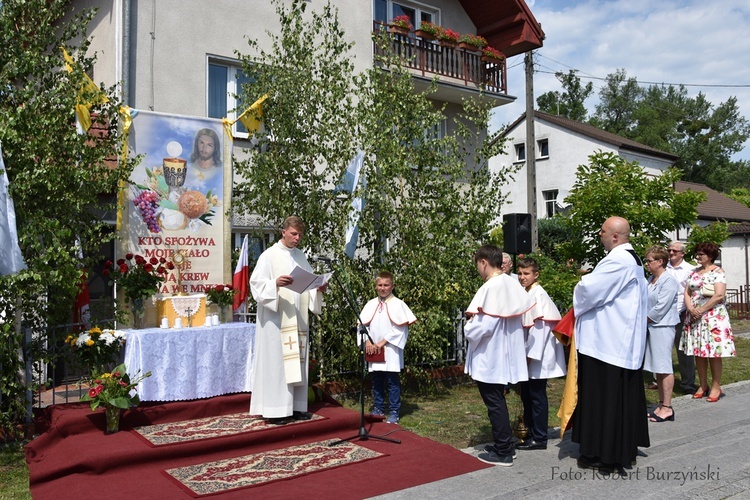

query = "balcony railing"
[{"left": 373, "top": 23, "right": 507, "bottom": 96}]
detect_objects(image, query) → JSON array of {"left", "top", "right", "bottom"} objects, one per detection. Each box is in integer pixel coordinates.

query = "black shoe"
[
  {"left": 577, "top": 455, "right": 614, "bottom": 473},
  {"left": 483, "top": 444, "right": 516, "bottom": 458},
  {"left": 477, "top": 450, "right": 513, "bottom": 467},
  {"left": 516, "top": 439, "right": 547, "bottom": 451},
  {"left": 266, "top": 417, "right": 293, "bottom": 425},
  {"left": 292, "top": 411, "right": 313, "bottom": 420}
]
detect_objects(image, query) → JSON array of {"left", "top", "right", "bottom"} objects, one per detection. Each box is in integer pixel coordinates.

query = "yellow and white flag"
[{"left": 61, "top": 47, "right": 109, "bottom": 133}]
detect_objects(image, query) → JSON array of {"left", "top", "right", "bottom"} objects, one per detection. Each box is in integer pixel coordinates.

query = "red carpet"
[{"left": 26, "top": 393, "right": 491, "bottom": 499}]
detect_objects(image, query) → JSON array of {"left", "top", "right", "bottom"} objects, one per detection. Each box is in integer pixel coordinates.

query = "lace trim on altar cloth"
[{"left": 169, "top": 295, "right": 205, "bottom": 317}]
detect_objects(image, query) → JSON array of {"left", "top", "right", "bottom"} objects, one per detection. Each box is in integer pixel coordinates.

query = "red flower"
[
  {"left": 116, "top": 259, "right": 125, "bottom": 266},
  {"left": 157, "top": 266, "right": 166, "bottom": 274},
  {"left": 125, "top": 253, "right": 134, "bottom": 260},
  {"left": 159, "top": 257, "right": 167, "bottom": 264},
  {"left": 166, "top": 262, "right": 175, "bottom": 270},
  {"left": 102, "top": 269, "right": 110, "bottom": 276},
  {"left": 119, "top": 380, "right": 128, "bottom": 387},
  {"left": 119, "top": 263, "right": 129, "bottom": 273},
  {"left": 144, "top": 263, "right": 154, "bottom": 273},
  {"left": 149, "top": 257, "right": 159, "bottom": 265},
  {"left": 104, "top": 260, "right": 113, "bottom": 268},
  {"left": 88, "top": 387, "right": 98, "bottom": 398},
  {"left": 225, "top": 285, "right": 233, "bottom": 291},
  {"left": 215, "top": 284, "right": 225, "bottom": 292},
  {"left": 134, "top": 255, "right": 146, "bottom": 265}
]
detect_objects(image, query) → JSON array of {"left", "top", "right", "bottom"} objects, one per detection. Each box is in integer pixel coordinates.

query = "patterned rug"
[
  {"left": 164, "top": 439, "right": 386, "bottom": 496},
  {"left": 133, "top": 413, "right": 326, "bottom": 446}
]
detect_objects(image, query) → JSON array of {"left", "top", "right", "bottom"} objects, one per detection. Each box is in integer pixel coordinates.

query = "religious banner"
[{"left": 119, "top": 110, "right": 232, "bottom": 323}]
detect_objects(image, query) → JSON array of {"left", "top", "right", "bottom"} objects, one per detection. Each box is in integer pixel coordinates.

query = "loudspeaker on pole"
[{"left": 502, "top": 213, "right": 532, "bottom": 255}]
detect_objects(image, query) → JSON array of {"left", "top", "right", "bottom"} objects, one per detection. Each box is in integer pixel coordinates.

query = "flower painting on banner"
[{"left": 122, "top": 111, "right": 232, "bottom": 309}]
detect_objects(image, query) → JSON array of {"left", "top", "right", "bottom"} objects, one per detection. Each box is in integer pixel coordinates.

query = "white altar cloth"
[{"left": 123, "top": 322, "right": 255, "bottom": 401}]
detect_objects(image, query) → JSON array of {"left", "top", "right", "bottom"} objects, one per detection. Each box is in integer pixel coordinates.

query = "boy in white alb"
[
  {"left": 359, "top": 271, "right": 417, "bottom": 424},
  {"left": 517, "top": 258, "right": 567, "bottom": 451}
]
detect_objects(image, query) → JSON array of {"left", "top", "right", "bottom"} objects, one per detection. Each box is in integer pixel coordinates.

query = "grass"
[
  {"left": 5, "top": 320, "right": 750, "bottom": 496},
  {"left": 0, "top": 441, "right": 31, "bottom": 500}
]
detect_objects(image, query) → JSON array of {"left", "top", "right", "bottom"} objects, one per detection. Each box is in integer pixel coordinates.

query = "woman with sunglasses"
[{"left": 680, "top": 242, "right": 736, "bottom": 402}]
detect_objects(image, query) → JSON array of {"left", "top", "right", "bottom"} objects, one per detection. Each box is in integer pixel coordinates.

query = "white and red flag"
[{"left": 232, "top": 235, "right": 249, "bottom": 313}]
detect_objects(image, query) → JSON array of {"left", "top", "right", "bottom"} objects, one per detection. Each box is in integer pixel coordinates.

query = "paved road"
[{"left": 375, "top": 379, "right": 750, "bottom": 500}]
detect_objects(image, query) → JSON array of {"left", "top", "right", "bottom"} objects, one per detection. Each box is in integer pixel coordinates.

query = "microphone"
[{"left": 310, "top": 256, "right": 335, "bottom": 264}]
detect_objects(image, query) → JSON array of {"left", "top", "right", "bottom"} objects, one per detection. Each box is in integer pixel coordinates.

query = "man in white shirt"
[
  {"left": 665, "top": 241, "right": 697, "bottom": 393},
  {"left": 501, "top": 252, "right": 518, "bottom": 281}
]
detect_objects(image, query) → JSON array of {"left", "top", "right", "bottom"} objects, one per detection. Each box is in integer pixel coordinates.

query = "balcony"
[{"left": 373, "top": 23, "right": 509, "bottom": 104}]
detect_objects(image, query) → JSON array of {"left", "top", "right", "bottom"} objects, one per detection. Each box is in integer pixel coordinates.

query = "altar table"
[{"left": 123, "top": 322, "right": 255, "bottom": 401}]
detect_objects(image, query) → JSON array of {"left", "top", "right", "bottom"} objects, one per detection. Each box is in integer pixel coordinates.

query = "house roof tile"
[{"left": 675, "top": 181, "right": 750, "bottom": 229}]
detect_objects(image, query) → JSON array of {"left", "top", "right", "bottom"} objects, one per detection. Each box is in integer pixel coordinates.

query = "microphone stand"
[{"left": 316, "top": 259, "right": 400, "bottom": 446}]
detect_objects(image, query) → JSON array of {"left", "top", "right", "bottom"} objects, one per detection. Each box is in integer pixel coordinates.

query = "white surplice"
[
  {"left": 249, "top": 242, "right": 322, "bottom": 418},
  {"left": 464, "top": 274, "right": 535, "bottom": 385},
  {"left": 360, "top": 295, "right": 417, "bottom": 372},
  {"left": 522, "top": 284, "right": 566, "bottom": 379},
  {"left": 573, "top": 243, "right": 649, "bottom": 370}
]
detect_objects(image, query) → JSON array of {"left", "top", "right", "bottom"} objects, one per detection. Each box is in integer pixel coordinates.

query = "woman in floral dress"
[{"left": 680, "top": 242, "right": 736, "bottom": 403}]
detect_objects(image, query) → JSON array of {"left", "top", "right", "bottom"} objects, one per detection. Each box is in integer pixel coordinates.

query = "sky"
[{"left": 489, "top": 0, "right": 750, "bottom": 160}]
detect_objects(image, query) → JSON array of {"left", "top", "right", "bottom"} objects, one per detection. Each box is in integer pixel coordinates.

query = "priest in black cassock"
[{"left": 571, "top": 216, "right": 650, "bottom": 472}]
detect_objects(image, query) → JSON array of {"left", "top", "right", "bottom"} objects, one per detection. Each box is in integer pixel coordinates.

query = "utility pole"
[{"left": 525, "top": 51, "right": 538, "bottom": 252}]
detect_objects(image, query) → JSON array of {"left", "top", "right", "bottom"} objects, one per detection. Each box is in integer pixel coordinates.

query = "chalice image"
[
  {"left": 162, "top": 157, "right": 187, "bottom": 189},
  {"left": 172, "top": 252, "right": 188, "bottom": 296}
]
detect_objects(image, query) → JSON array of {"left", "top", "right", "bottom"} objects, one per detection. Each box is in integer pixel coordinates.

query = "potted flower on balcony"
[
  {"left": 458, "top": 34, "right": 488, "bottom": 52},
  {"left": 389, "top": 15, "right": 413, "bottom": 35},
  {"left": 482, "top": 46, "right": 505, "bottom": 64},
  {"left": 437, "top": 28, "right": 460, "bottom": 48},
  {"left": 415, "top": 21, "right": 440, "bottom": 40}
]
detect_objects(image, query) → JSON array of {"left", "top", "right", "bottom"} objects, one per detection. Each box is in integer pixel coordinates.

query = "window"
[
  {"left": 515, "top": 144, "right": 526, "bottom": 162},
  {"left": 208, "top": 62, "right": 254, "bottom": 137},
  {"left": 537, "top": 138, "right": 549, "bottom": 158},
  {"left": 374, "top": 0, "right": 439, "bottom": 27},
  {"left": 543, "top": 189, "right": 559, "bottom": 218}
]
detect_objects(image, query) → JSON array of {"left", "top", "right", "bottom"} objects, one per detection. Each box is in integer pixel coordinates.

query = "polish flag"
[{"left": 233, "top": 235, "right": 249, "bottom": 312}]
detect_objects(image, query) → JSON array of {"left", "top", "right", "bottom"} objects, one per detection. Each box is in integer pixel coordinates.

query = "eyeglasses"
[{"left": 668, "top": 249, "right": 683, "bottom": 253}]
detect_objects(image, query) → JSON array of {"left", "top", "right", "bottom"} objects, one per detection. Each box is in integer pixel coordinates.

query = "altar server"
[
  {"left": 467, "top": 244, "right": 535, "bottom": 467},
  {"left": 249, "top": 216, "right": 326, "bottom": 424},
  {"left": 517, "top": 257, "right": 566, "bottom": 451}
]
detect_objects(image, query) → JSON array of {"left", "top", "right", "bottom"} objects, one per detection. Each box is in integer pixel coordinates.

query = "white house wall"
[{"left": 491, "top": 117, "right": 673, "bottom": 221}]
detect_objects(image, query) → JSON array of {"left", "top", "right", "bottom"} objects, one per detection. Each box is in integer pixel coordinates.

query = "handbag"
[{"left": 700, "top": 283, "right": 715, "bottom": 297}]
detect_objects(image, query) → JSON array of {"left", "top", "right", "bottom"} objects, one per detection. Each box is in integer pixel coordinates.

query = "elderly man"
[
  {"left": 501, "top": 252, "right": 518, "bottom": 281},
  {"left": 666, "top": 241, "right": 697, "bottom": 393},
  {"left": 572, "top": 217, "right": 650, "bottom": 472}
]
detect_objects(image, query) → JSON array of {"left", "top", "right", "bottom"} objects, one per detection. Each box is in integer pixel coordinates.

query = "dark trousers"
[
  {"left": 371, "top": 371, "right": 401, "bottom": 416},
  {"left": 674, "top": 315, "right": 696, "bottom": 392},
  {"left": 520, "top": 378, "right": 549, "bottom": 444},
  {"left": 476, "top": 381, "right": 513, "bottom": 456}
]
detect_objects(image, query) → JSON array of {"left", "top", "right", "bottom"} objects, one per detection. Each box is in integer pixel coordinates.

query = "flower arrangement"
[
  {"left": 437, "top": 28, "right": 460, "bottom": 44},
  {"left": 66, "top": 327, "right": 126, "bottom": 376},
  {"left": 416, "top": 21, "right": 440, "bottom": 37},
  {"left": 80, "top": 363, "right": 151, "bottom": 411},
  {"left": 459, "top": 33, "right": 488, "bottom": 49},
  {"left": 483, "top": 46, "right": 505, "bottom": 60},
  {"left": 205, "top": 284, "right": 235, "bottom": 308},
  {"left": 389, "top": 15, "right": 413, "bottom": 30},
  {"left": 103, "top": 254, "right": 168, "bottom": 303}
]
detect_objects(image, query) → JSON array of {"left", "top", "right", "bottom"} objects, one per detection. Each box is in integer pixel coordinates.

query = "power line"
[{"left": 533, "top": 53, "right": 750, "bottom": 89}]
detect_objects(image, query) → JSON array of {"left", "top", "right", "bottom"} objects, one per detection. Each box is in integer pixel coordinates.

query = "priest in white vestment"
[
  {"left": 249, "top": 216, "right": 324, "bottom": 423},
  {"left": 466, "top": 244, "right": 534, "bottom": 466}
]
